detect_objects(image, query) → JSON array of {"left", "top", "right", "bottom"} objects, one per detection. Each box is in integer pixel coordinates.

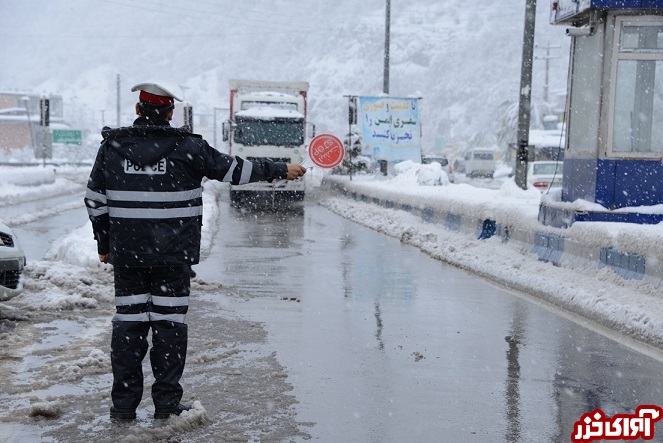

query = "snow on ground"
[
  {"left": 2, "top": 162, "right": 663, "bottom": 353},
  {"left": 0, "top": 166, "right": 307, "bottom": 441},
  {"left": 0, "top": 166, "right": 227, "bottom": 310}
]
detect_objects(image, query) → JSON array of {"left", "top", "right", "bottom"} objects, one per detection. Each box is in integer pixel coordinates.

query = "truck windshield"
[{"left": 234, "top": 118, "right": 304, "bottom": 147}]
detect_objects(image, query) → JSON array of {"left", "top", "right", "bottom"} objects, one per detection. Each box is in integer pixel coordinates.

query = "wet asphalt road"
[
  {"left": 194, "top": 194, "right": 663, "bottom": 442},
  {"left": 3, "top": 181, "right": 663, "bottom": 442}
]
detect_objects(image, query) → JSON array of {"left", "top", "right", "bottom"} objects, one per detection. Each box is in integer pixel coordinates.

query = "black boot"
[
  {"left": 110, "top": 406, "right": 137, "bottom": 421},
  {"left": 154, "top": 403, "right": 191, "bottom": 419}
]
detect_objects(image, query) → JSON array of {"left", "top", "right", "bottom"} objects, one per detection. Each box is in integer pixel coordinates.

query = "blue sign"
[{"left": 358, "top": 96, "right": 421, "bottom": 163}]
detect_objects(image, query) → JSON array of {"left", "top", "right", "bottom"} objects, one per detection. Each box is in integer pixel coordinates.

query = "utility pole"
[
  {"left": 345, "top": 96, "right": 357, "bottom": 180},
  {"left": 39, "top": 97, "right": 50, "bottom": 166},
  {"left": 184, "top": 104, "right": 193, "bottom": 132},
  {"left": 515, "top": 0, "right": 537, "bottom": 190},
  {"left": 535, "top": 43, "right": 560, "bottom": 103},
  {"left": 383, "top": 0, "right": 391, "bottom": 94},
  {"left": 116, "top": 74, "right": 121, "bottom": 127}
]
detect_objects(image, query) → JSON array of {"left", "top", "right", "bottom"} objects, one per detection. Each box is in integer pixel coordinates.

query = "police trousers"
[{"left": 110, "top": 265, "right": 190, "bottom": 411}]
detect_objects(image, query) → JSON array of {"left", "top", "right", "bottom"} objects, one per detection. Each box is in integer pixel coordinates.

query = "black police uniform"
[{"left": 84, "top": 115, "right": 287, "bottom": 417}]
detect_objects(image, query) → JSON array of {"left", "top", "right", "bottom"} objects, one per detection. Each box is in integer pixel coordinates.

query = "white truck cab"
[{"left": 223, "top": 80, "right": 310, "bottom": 207}]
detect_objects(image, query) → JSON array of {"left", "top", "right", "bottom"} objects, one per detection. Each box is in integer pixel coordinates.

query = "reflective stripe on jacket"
[{"left": 84, "top": 118, "right": 287, "bottom": 266}]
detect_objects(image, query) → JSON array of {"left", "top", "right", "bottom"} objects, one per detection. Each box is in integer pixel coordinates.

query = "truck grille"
[
  {"left": 1, "top": 270, "right": 20, "bottom": 289},
  {"left": 247, "top": 156, "right": 291, "bottom": 163},
  {"left": 0, "top": 232, "right": 14, "bottom": 248}
]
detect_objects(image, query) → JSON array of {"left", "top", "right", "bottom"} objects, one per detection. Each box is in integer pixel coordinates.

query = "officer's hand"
[
  {"left": 286, "top": 164, "right": 307, "bottom": 180},
  {"left": 99, "top": 254, "right": 109, "bottom": 264}
]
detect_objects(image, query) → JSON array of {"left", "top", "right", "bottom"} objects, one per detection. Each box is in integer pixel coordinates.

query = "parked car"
[
  {"left": 464, "top": 148, "right": 498, "bottom": 178},
  {"left": 421, "top": 156, "right": 454, "bottom": 183},
  {"left": 527, "top": 161, "right": 563, "bottom": 191},
  {"left": 453, "top": 158, "right": 466, "bottom": 174},
  {"left": 0, "top": 221, "right": 26, "bottom": 301}
]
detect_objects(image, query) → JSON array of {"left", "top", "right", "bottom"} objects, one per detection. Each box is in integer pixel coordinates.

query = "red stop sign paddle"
[
  {"left": 308, "top": 133, "right": 345, "bottom": 168},
  {"left": 272, "top": 133, "right": 345, "bottom": 188}
]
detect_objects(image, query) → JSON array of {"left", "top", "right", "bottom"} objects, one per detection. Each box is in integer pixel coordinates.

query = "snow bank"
[
  {"left": 3, "top": 166, "right": 56, "bottom": 186},
  {"left": 392, "top": 160, "right": 450, "bottom": 186}
]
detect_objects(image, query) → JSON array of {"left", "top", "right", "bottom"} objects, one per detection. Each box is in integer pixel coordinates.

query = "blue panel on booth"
[
  {"left": 562, "top": 158, "right": 598, "bottom": 204},
  {"left": 592, "top": 0, "right": 663, "bottom": 7},
  {"left": 595, "top": 159, "right": 617, "bottom": 207},
  {"left": 553, "top": 0, "right": 663, "bottom": 24},
  {"left": 563, "top": 158, "right": 663, "bottom": 209},
  {"left": 614, "top": 160, "right": 663, "bottom": 208}
]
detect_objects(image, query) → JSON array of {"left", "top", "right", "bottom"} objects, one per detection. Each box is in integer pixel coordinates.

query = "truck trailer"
[{"left": 222, "top": 79, "right": 310, "bottom": 207}]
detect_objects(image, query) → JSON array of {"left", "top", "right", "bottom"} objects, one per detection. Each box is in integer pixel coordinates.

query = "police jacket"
[{"left": 84, "top": 116, "right": 288, "bottom": 267}]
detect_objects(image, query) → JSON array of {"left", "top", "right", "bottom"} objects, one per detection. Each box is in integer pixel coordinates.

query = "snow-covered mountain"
[{"left": 0, "top": 0, "right": 569, "bottom": 152}]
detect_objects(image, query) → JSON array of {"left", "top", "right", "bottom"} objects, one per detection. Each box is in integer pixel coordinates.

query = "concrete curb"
[{"left": 321, "top": 176, "right": 663, "bottom": 289}]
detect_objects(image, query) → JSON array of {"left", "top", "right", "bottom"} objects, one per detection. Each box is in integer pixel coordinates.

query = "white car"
[
  {"left": 421, "top": 156, "right": 454, "bottom": 183},
  {"left": 0, "top": 221, "right": 26, "bottom": 301},
  {"left": 527, "top": 161, "right": 563, "bottom": 191}
]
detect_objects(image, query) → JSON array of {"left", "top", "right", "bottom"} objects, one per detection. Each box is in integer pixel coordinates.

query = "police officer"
[{"left": 84, "top": 81, "right": 306, "bottom": 421}]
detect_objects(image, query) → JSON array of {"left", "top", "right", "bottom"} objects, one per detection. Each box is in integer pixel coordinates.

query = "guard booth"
[{"left": 542, "top": 0, "right": 663, "bottom": 226}]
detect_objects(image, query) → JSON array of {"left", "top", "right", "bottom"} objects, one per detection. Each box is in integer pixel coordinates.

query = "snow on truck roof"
[
  {"left": 250, "top": 91, "right": 299, "bottom": 98},
  {"left": 236, "top": 91, "right": 305, "bottom": 104},
  {"left": 229, "top": 79, "right": 309, "bottom": 94},
  {"left": 235, "top": 106, "right": 304, "bottom": 119}
]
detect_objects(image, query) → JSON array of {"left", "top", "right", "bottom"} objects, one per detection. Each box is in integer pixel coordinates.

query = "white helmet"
[{"left": 131, "top": 81, "right": 184, "bottom": 102}]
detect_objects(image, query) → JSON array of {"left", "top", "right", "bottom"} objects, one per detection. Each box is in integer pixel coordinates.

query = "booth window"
[{"left": 610, "top": 17, "right": 663, "bottom": 156}]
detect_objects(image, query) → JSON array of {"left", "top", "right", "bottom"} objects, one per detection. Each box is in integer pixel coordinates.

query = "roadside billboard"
[{"left": 358, "top": 96, "right": 421, "bottom": 163}]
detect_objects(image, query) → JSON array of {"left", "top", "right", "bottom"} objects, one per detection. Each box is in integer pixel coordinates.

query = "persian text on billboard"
[{"left": 358, "top": 97, "right": 421, "bottom": 162}]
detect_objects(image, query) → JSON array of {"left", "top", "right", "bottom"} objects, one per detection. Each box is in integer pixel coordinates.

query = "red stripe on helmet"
[{"left": 139, "top": 90, "right": 174, "bottom": 106}]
